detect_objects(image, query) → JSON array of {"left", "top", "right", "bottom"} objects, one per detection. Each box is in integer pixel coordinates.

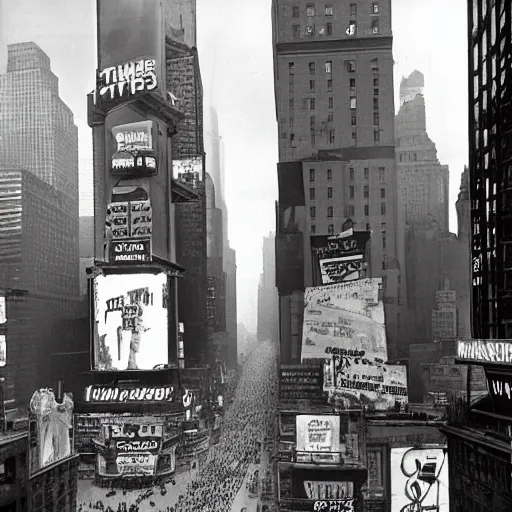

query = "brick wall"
[{"left": 0, "top": 435, "right": 28, "bottom": 510}]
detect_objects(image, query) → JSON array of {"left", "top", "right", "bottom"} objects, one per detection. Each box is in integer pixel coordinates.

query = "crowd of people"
[{"left": 78, "top": 340, "right": 279, "bottom": 512}]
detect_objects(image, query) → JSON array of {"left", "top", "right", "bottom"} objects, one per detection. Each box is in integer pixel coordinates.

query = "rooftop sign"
[{"left": 456, "top": 339, "right": 512, "bottom": 365}]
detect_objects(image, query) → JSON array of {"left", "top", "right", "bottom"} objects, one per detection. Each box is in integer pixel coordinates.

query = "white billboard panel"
[
  {"left": 391, "top": 446, "right": 449, "bottom": 512},
  {"left": 296, "top": 415, "right": 340, "bottom": 463}
]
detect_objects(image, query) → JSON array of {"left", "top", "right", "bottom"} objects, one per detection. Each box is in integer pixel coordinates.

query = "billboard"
[
  {"left": 391, "top": 446, "right": 449, "bottom": 512},
  {"left": 296, "top": 415, "right": 340, "bottom": 464},
  {"left": 314, "top": 499, "right": 354, "bottom": 512},
  {"left": 0, "top": 295, "right": 5, "bottom": 324},
  {"left": 279, "top": 365, "right": 323, "bottom": 401},
  {"left": 301, "top": 279, "right": 387, "bottom": 362},
  {"left": 109, "top": 239, "right": 151, "bottom": 263},
  {"left": 92, "top": 272, "right": 169, "bottom": 370},
  {"left": 29, "top": 389, "right": 74, "bottom": 475},
  {"left": 172, "top": 156, "right": 204, "bottom": 189},
  {"left": 106, "top": 200, "right": 152, "bottom": 240},
  {"left": 111, "top": 121, "right": 157, "bottom": 177},
  {"left": 84, "top": 384, "right": 176, "bottom": 404},
  {"left": 311, "top": 229, "right": 370, "bottom": 286},
  {"left": 456, "top": 338, "right": 512, "bottom": 364},
  {"left": 324, "top": 357, "right": 408, "bottom": 407},
  {"left": 486, "top": 371, "right": 512, "bottom": 410}
]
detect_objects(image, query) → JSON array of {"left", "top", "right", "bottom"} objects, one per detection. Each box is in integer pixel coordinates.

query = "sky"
[{"left": 1, "top": 0, "right": 468, "bottom": 334}]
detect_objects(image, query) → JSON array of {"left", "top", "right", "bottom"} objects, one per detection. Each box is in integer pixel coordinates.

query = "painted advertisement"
[
  {"left": 301, "top": 279, "right": 387, "bottom": 362},
  {"left": 84, "top": 385, "right": 175, "bottom": 404},
  {"left": 305, "top": 481, "right": 354, "bottom": 500},
  {"left": 106, "top": 200, "right": 152, "bottom": 241},
  {"left": 311, "top": 229, "right": 370, "bottom": 286},
  {"left": 324, "top": 357, "right": 408, "bottom": 407},
  {"left": 456, "top": 338, "right": 512, "bottom": 364},
  {"left": 172, "top": 156, "right": 204, "bottom": 189},
  {"left": 92, "top": 272, "right": 168, "bottom": 370},
  {"left": 296, "top": 415, "right": 340, "bottom": 464},
  {"left": 314, "top": 499, "right": 355, "bottom": 512},
  {"left": 391, "top": 446, "right": 449, "bottom": 512},
  {"left": 109, "top": 239, "right": 151, "bottom": 263},
  {"left": 28, "top": 389, "right": 74, "bottom": 475}
]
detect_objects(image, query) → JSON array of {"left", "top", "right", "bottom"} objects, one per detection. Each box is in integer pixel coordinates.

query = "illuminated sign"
[
  {"left": 486, "top": 372, "right": 512, "bottom": 410},
  {"left": 314, "top": 499, "right": 354, "bottom": 512},
  {"left": 0, "top": 335, "right": 5, "bottom": 368},
  {"left": 172, "top": 156, "right": 203, "bottom": 189},
  {"left": 0, "top": 296, "right": 5, "bottom": 324},
  {"left": 305, "top": 481, "right": 354, "bottom": 500},
  {"left": 113, "top": 121, "right": 154, "bottom": 152},
  {"left": 457, "top": 339, "right": 512, "bottom": 364},
  {"left": 296, "top": 415, "right": 341, "bottom": 464},
  {"left": 97, "top": 58, "right": 157, "bottom": 105},
  {"left": 111, "top": 154, "right": 157, "bottom": 174},
  {"left": 279, "top": 365, "right": 323, "bottom": 401},
  {"left": 109, "top": 239, "right": 151, "bottom": 263},
  {"left": 106, "top": 200, "right": 152, "bottom": 240},
  {"left": 85, "top": 385, "right": 175, "bottom": 403},
  {"left": 92, "top": 272, "right": 169, "bottom": 371}
]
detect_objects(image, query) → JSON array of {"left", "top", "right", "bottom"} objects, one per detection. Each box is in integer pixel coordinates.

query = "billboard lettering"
[
  {"left": 314, "top": 499, "right": 355, "bottom": 512},
  {"left": 279, "top": 365, "right": 323, "bottom": 400},
  {"left": 391, "top": 446, "right": 449, "bottom": 512},
  {"left": 305, "top": 481, "right": 354, "bottom": 500},
  {"left": 116, "top": 439, "right": 159, "bottom": 452},
  {"left": 109, "top": 239, "right": 151, "bottom": 263},
  {"left": 172, "top": 156, "right": 204, "bottom": 189},
  {"left": 486, "top": 372, "right": 512, "bottom": 410},
  {"left": 85, "top": 385, "right": 175, "bottom": 403},
  {"left": 456, "top": 339, "right": 512, "bottom": 364},
  {"left": 113, "top": 121, "right": 154, "bottom": 152},
  {"left": 296, "top": 415, "right": 340, "bottom": 463}
]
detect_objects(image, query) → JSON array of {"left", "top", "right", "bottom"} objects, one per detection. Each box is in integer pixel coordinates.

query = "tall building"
[
  {"left": 225, "top": 246, "right": 237, "bottom": 369},
  {"left": 272, "top": 0, "right": 404, "bottom": 360},
  {"left": 257, "top": 232, "right": 279, "bottom": 343},
  {"left": 163, "top": 0, "right": 197, "bottom": 49},
  {"left": 79, "top": 157, "right": 94, "bottom": 217},
  {"left": 439, "top": 3, "right": 512, "bottom": 511},
  {"left": 396, "top": 70, "right": 449, "bottom": 230}
]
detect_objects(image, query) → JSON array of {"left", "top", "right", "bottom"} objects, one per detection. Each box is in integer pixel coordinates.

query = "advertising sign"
[
  {"left": 314, "top": 499, "right": 354, "bottom": 512},
  {"left": 92, "top": 272, "right": 169, "bottom": 370},
  {"left": 0, "top": 296, "right": 5, "bottom": 324},
  {"left": 172, "top": 156, "right": 204, "bottom": 189},
  {"left": 486, "top": 371, "right": 512, "bottom": 410},
  {"left": 391, "top": 446, "right": 449, "bottom": 512},
  {"left": 456, "top": 338, "right": 512, "bottom": 364},
  {"left": 0, "top": 335, "right": 5, "bottom": 368},
  {"left": 109, "top": 239, "right": 151, "bottom": 263},
  {"left": 324, "top": 357, "right": 408, "bottom": 407},
  {"left": 111, "top": 121, "right": 157, "bottom": 177},
  {"left": 84, "top": 385, "right": 175, "bottom": 404},
  {"left": 296, "top": 415, "right": 340, "bottom": 464},
  {"left": 28, "top": 389, "right": 74, "bottom": 475},
  {"left": 311, "top": 229, "right": 370, "bottom": 286},
  {"left": 106, "top": 200, "right": 152, "bottom": 240},
  {"left": 301, "top": 279, "right": 387, "bottom": 362},
  {"left": 305, "top": 481, "right": 354, "bottom": 500},
  {"left": 279, "top": 365, "right": 323, "bottom": 401}
]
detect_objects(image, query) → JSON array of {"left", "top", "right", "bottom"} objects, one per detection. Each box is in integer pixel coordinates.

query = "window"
[
  {"left": 329, "top": 130, "right": 335, "bottom": 144},
  {"left": 350, "top": 78, "right": 356, "bottom": 92},
  {"left": 350, "top": 98, "right": 357, "bottom": 109},
  {"left": 327, "top": 79, "right": 332, "bottom": 91},
  {"left": 290, "top": 133, "right": 295, "bottom": 145},
  {"left": 349, "top": 205, "right": 355, "bottom": 216},
  {"left": 373, "top": 113, "right": 379, "bottom": 125},
  {"left": 413, "top": 153, "right": 418, "bottom": 161},
  {"left": 372, "top": 3, "right": 379, "bottom": 14},
  {"left": 381, "top": 222, "right": 386, "bottom": 230},
  {"left": 380, "top": 188, "right": 386, "bottom": 198},
  {"left": 364, "top": 204, "right": 369, "bottom": 216},
  {"left": 309, "top": 168, "right": 315, "bottom": 181},
  {"left": 346, "top": 60, "right": 356, "bottom": 72},
  {"left": 310, "top": 129, "right": 316, "bottom": 145},
  {"left": 310, "top": 188, "right": 316, "bottom": 200},
  {"left": 349, "top": 186, "right": 355, "bottom": 198},
  {"left": 379, "top": 167, "right": 385, "bottom": 182},
  {"left": 289, "top": 99, "right": 295, "bottom": 110},
  {"left": 327, "top": 187, "right": 333, "bottom": 198},
  {"left": 351, "top": 115, "right": 357, "bottom": 126},
  {"left": 382, "top": 259, "right": 387, "bottom": 270},
  {"left": 374, "top": 130, "right": 380, "bottom": 143},
  {"left": 292, "top": 5, "right": 300, "bottom": 17},
  {"left": 325, "top": 61, "right": 332, "bottom": 74},
  {"left": 293, "top": 24, "right": 300, "bottom": 38},
  {"left": 364, "top": 167, "right": 369, "bottom": 180},
  {"left": 311, "top": 224, "right": 316, "bottom": 233},
  {"left": 372, "top": 20, "right": 379, "bottom": 33},
  {"left": 310, "top": 80, "right": 315, "bottom": 91},
  {"left": 327, "top": 168, "right": 332, "bottom": 181},
  {"left": 381, "top": 202, "right": 386, "bottom": 215},
  {"left": 349, "top": 168, "right": 355, "bottom": 180},
  {"left": 309, "top": 62, "right": 316, "bottom": 74},
  {"left": 351, "top": 130, "right": 357, "bottom": 145},
  {"left": 329, "top": 97, "right": 334, "bottom": 109},
  {"left": 347, "top": 22, "right": 356, "bottom": 36},
  {"left": 328, "top": 224, "right": 334, "bottom": 234},
  {"left": 306, "top": 25, "right": 314, "bottom": 34},
  {"left": 373, "top": 98, "right": 379, "bottom": 109},
  {"left": 382, "top": 234, "right": 387, "bottom": 249},
  {"left": 327, "top": 113, "right": 334, "bottom": 122},
  {"left": 306, "top": 5, "right": 315, "bottom": 16},
  {"left": 310, "top": 115, "right": 315, "bottom": 126},
  {"left": 373, "top": 78, "right": 379, "bottom": 87},
  {"left": 310, "top": 206, "right": 316, "bottom": 218},
  {"left": 289, "top": 116, "right": 294, "bottom": 126},
  {"left": 364, "top": 185, "right": 369, "bottom": 198},
  {"left": 327, "top": 23, "right": 333, "bottom": 35},
  {"left": 325, "top": 5, "right": 333, "bottom": 16},
  {"left": 289, "top": 62, "right": 295, "bottom": 73},
  {"left": 370, "top": 58, "right": 379, "bottom": 73},
  {"left": 327, "top": 206, "right": 333, "bottom": 217},
  {"left": 374, "top": 88, "right": 379, "bottom": 96},
  {"left": 350, "top": 3, "right": 357, "bottom": 16},
  {"left": 309, "top": 98, "right": 316, "bottom": 110}
]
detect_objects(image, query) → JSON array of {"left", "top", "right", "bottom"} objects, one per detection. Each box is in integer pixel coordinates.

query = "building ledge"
[
  {"left": 277, "top": 460, "right": 367, "bottom": 472},
  {"left": 171, "top": 179, "right": 200, "bottom": 203},
  {"left": 89, "top": 257, "right": 185, "bottom": 277},
  {"left": 439, "top": 424, "right": 512, "bottom": 454},
  {"left": 276, "top": 35, "right": 393, "bottom": 54}
]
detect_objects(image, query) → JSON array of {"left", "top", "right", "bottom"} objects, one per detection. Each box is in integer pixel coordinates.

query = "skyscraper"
[{"left": 272, "top": 0, "right": 404, "bottom": 358}]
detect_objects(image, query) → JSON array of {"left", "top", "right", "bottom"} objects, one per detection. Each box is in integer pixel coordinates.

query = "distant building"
[
  {"left": 163, "top": 0, "right": 197, "bottom": 49},
  {"left": 79, "top": 216, "right": 94, "bottom": 296},
  {"left": 225, "top": 246, "right": 237, "bottom": 369},
  {"left": 431, "top": 280, "right": 458, "bottom": 342}
]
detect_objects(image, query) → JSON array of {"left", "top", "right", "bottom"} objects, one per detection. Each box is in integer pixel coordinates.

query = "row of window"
[
  {"left": 288, "top": 59, "right": 379, "bottom": 75},
  {"left": 309, "top": 186, "right": 386, "bottom": 200},
  {"left": 309, "top": 167, "right": 386, "bottom": 182},
  {"left": 292, "top": 20, "right": 380, "bottom": 38},
  {"left": 309, "top": 203, "right": 387, "bottom": 218},
  {"left": 295, "top": 3, "right": 380, "bottom": 17}
]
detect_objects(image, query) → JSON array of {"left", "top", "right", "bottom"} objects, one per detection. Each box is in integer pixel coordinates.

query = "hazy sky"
[{"left": 2, "top": 0, "right": 468, "bottom": 334}]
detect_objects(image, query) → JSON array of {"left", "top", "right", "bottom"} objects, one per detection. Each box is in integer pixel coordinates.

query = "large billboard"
[
  {"left": 296, "top": 415, "right": 340, "bottom": 464},
  {"left": 456, "top": 338, "right": 512, "bottom": 365},
  {"left": 301, "top": 279, "right": 387, "bottom": 362},
  {"left": 172, "top": 156, "right": 204, "bottom": 190},
  {"left": 92, "top": 272, "right": 169, "bottom": 370},
  {"left": 324, "top": 357, "right": 408, "bottom": 407},
  {"left": 310, "top": 229, "right": 370, "bottom": 286},
  {"left": 28, "top": 389, "right": 74, "bottom": 476},
  {"left": 391, "top": 446, "right": 449, "bottom": 512}
]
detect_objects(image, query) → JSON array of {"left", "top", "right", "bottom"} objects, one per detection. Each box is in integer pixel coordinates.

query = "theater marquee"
[{"left": 456, "top": 339, "right": 512, "bottom": 365}]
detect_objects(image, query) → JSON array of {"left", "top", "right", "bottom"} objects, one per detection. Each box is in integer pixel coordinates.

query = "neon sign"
[{"left": 85, "top": 385, "right": 175, "bottom": 403}]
